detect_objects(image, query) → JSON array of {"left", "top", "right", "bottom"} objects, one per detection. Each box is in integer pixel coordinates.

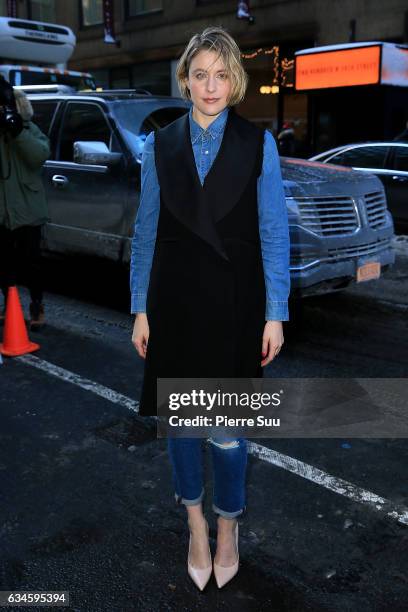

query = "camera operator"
[{"left": 0, "top": 76, "right": 51, "bottom": 330}]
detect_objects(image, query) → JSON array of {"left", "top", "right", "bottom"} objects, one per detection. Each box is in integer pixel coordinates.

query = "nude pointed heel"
[
  {"left": 187, "top": 520, "right": 212, "bottom": 591},
  {"left": 213, "top": 521, "right": 239, "bottom": 588}
]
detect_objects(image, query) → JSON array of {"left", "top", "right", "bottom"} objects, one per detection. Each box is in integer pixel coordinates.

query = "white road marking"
[
  {"left": 16, "top": 353, "right": 140, "bottom": 414},
  {"left": 16, "top": 354, "right": 408, "bottom": 527},
  {"left": 247, "top": 442, "right": 408, "bottom": 527}
]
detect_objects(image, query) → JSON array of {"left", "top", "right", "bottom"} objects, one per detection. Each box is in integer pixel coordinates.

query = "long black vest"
[{"left": 138, "top": 106, "right": 266, "bottom": 416}]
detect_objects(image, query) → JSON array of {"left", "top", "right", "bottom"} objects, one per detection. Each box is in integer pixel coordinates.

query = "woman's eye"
[{"left": 194, "top": 73, "right": 227, "bottom": 80}]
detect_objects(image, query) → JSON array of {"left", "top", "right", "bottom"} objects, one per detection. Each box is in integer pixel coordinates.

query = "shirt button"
[{"left": 205, "top": 150, "right": 209, "bottom": 154}]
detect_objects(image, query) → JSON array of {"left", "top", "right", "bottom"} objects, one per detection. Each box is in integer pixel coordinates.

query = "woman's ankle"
[
  {"left": 217, "top": 516, "right": 237, "bottom": 532},
  {"left": 188, "top": 521, "right": 208, "bottom": 533},
  {"left": 187, "top": 507, "right": 207, "bottom": 530}
]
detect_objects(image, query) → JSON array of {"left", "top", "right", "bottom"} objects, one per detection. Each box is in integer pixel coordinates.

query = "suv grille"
[
  {"left": 364, "top": 191, "right": 388, "bottom": 229},
  {"left": 296, "top": 196, "right": 358, "bottom": 236},
  {"left": 327, "top": 237, "right": 391, "bottom": 260}
]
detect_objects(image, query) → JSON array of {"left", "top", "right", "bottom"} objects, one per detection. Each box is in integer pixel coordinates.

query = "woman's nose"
[{"left": 206, "top": 77, "right": 217, "bottom": 92}]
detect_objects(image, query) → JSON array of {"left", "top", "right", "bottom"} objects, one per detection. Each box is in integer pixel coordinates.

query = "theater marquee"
[{"left": 295, "top": 42, "right": 408, "bottom": 90}]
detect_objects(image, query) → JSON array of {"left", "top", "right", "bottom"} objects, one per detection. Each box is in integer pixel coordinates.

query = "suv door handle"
[
  {"left": 392, "top": 175, "right": 408, "bottom": 182},
  {"left": 52, "top": 175, "right": 69, "bottom": 188}
]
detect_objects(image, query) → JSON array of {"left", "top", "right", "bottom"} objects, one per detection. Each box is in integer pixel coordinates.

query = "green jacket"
[{"left": 0, "top": 121, "right": 51, "bottom": 231}]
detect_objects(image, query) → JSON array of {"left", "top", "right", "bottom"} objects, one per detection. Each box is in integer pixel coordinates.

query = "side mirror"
[{"left": 73, "top": 141, "right": 122, "bottom": 166}]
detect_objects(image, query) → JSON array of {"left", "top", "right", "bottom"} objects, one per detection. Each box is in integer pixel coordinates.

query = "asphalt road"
[{"left": 1, "top": 235, "right": 407, "bottom": 612}]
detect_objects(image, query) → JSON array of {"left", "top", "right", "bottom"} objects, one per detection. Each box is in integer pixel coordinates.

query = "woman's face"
[{"left": 185, "top": 49, "right": 232, "bottom": 117}]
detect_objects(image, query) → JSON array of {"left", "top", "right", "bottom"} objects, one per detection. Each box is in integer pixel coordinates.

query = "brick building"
[{"left": 2, "top": 1, "right": 408, "bottom": 151}]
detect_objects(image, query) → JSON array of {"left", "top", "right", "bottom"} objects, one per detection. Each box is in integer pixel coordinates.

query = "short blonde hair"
[{"left": 175, "top": 26, "right": 248, "bottom": 106}]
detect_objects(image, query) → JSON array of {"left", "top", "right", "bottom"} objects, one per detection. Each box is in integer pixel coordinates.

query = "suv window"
[
  {"left": 329, "top": 145, "right": 389, "bottom": 168},
  {"left": 58, "top": 102, "right": 112, "bottom": 162},
  {"left": 112, "top": 102, "right": 188, "bottom": 159},
  {"left": 139, "top": 107, "right": 189, "bottom": 140},
  {"left": 393, "top": 146, "right": 408, "bottom": 172},
  {"left": 30, "top": 100, "right": 59, "bottom": 136}
]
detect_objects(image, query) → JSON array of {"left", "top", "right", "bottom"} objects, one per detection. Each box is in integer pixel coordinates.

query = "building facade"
[{"left": 2, "top": 0, "right": 408, "bottom": 153}]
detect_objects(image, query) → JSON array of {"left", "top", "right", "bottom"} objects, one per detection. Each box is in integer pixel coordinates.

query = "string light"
[
  {"left": 281, "top": 58, "right": 294, "bottom": 87},
  {"left": 241, "top": 46, "right": 294, "bottom": 87},
  {"left": 241, "top": 47, "right": 265, "bottom": 59}
]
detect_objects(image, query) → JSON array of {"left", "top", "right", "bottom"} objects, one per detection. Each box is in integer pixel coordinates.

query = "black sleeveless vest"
[{"left": 138, "top": 106, "right": 266, "bottom": 416}]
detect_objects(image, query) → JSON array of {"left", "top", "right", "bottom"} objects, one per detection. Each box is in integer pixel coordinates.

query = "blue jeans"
[{"left": 167, "top": 436, "right": 248, "bottom": 519}]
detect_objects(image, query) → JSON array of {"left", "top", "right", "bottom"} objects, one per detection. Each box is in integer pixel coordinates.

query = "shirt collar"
[{"left": 189, "top": 105, "right": 230, "bottom": 143}]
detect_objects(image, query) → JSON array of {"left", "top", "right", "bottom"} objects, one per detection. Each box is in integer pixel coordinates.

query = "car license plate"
[{"left": 356, "top": 261, "right": 381, "bottom": 282}]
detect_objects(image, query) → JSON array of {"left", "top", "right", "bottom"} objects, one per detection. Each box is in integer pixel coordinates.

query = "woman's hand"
[
  {"left": 132, "top": 313, "right": 149, "bottom": 359},
  {"left": 261, "top": 321, "right": 284, "bottom": 367}
]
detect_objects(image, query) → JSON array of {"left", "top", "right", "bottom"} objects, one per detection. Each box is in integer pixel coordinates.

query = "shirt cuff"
[
  {"left": 265, "top": 300, "right": 289, "bottom": 321},
  {"left": 131, "top": 293, "right": 147, "bottom": 314}
]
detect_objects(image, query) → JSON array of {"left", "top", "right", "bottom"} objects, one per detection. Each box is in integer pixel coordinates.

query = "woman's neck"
[{"left": 192, "top": 105, "right": 227, "bottom": 130}]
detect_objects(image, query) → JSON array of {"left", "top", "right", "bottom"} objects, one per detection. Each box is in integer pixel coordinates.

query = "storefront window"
[
  {"left": 127, "top": 0, "right": 163, "bottom": 16},
  {"left": 28, "top": 0, "right": 56, "bottom": 22},
  {"left": 282, "top": 93, "right": 309, "bottom": 157},
  {"left": 240, "top": 45, "right": 283, "bottom": 131},
  {"left": 131, "top": 60, "right": 170, "bottom": 95},
  {"left": 111, "top": 67, "right": 131, "bottom": 89},
  {"left": 239, "top": 44, "right": 309, "bottom": 155},
  {"left": 92, "top": 63, "right": 170, "bottom": 92},
  {"left": 92, "top": 69, "right": 110, "bottom": 90},
  {"left": 81, "top": 0, "right": 103, "bottom": 26}
]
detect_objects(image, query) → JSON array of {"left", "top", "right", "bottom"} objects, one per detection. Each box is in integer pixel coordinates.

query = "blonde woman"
[{"left": 130, "top": 26, "right": 290, "bottom": 590}]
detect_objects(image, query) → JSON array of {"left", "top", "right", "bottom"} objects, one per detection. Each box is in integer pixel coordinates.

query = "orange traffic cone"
[{"left": 0, "top": 286, "right": 40, "bottom": 356}]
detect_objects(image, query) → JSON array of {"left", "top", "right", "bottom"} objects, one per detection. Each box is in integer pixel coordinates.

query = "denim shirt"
[{"left": 130, "top": 106, "right": 291, "bottom": 321}]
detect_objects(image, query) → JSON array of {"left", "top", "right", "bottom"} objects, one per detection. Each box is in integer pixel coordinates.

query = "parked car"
[
  {"left": 310, "top": 142, "right": 408, "bottom": 233},
  {"left": 23, "top": 86, "right": 396, "bottom": 298}
]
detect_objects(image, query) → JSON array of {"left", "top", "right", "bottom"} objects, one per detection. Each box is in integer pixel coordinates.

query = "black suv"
[{"left": 26, "top": 86, "right": 396, "bottom": 296}]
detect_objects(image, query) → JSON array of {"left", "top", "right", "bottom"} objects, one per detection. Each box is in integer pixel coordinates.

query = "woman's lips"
[{"left": 203, "top": 98, "right": 219, "bottom": 103}]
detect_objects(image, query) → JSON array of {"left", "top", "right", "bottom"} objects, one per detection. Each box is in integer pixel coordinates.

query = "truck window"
[
  {"left": 10, "top": 69, "right": 95, "bottom": 90},
  {"left": 58, "top": 102, "right": 112, "bottom": 162},
  {"left": 30, "top": 101, "right": 59, "bottom": 136}
]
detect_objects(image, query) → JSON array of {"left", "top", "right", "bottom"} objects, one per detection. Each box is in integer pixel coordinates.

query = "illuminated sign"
[{"left": 295, "top": 46, "right": 381, "bottom": 90}]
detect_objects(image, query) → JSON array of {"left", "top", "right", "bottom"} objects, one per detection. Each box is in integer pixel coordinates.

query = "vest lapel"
[
  {"left": 204, "top": 107, "right": 262, "bottom": 224},
  {"left": 154, "top": 106, "right": 262, "bottom": 261}
]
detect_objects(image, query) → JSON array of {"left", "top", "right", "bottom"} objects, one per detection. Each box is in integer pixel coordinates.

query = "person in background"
[
  {"left": 277, "top": 121, "right": 296, "bottom": 156},
  {"left": 0, "top": 76, "right": 50, "bottom": 330}
]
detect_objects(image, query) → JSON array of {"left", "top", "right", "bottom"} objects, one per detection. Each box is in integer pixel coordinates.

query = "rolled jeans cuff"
[
  {"left": 212, "top": 502, "right": 246, "bottom": 519},
  {"left": 174, "top": 486, "right": 205, "bottom": 506}
]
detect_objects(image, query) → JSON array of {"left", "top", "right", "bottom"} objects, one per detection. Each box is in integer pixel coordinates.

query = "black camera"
[
  {"left": 0, "top": 106, "right": 22, "bottom": 134},
  {"left": 0, "top": 75, "right": 23, "bottom": 137}
]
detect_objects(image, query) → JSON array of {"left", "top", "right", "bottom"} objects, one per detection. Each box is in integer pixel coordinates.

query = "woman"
[{"left": 130, "top": 26, "right": 290, "bottom": 590}]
